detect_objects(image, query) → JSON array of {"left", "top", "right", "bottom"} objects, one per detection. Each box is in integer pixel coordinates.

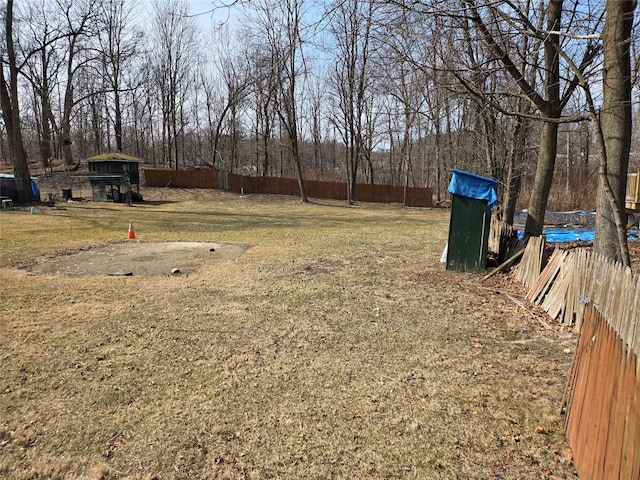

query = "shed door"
[{"left": 446, "top": 194, "right": 491, "bottom": 272}]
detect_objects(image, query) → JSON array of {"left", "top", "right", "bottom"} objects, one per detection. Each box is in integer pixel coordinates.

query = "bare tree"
[
  {"left": 130, "top": 62, "right": 161, "bottom": 163},
  {"left": 96, "top": 0, "right": 140, "bottom": 153},
  {"left": 306, "top": 77, "right": 327, "bottom": 178},
  {"left": 375, "top": 6, "right": 427, "bottom": 188},
  {"left": 593, "top": 0, "right": 636, "bottom": 265},
  {"left": 454, "top": 0, "right": 633, "bottom": 263},
  {"left": 57, "top": 0, "right": 100, "bottom": 165},
  {"left": 0, "top": 0, "right": 33, "bottom": 202},
  {"left": 328, "top": 0, "right": 376, "bottom": 204},
  {"left": 249, "top": 0, "right": 309, "bottom": 201},
  {"left": 248, "top": 43, "right": 279, "bottom": 176},
  {"left": 150, "top": 0, "right": 199, "bottom": 169},
  {"left": 206, "top": 27, "right": 253, "bottom": 172},
  {"left": 21, "top": 0, "right": 63, "bottom": 169},
  {"left": 447, "top": 0, "right": 602, "bottom": 235}
]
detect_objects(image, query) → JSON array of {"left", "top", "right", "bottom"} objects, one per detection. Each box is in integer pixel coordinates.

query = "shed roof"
[{"left": 87, "top": 152, "right": 141, "bottom": 162}]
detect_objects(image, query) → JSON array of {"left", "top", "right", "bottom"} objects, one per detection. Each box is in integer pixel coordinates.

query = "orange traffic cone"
[{"left": 127, "top": 220, "right": 136, "bottom": 239}]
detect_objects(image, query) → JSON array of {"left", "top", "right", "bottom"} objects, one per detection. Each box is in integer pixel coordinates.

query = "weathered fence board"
[
  {"left": 526, "top": 248, "right": 565, "bottom": 306},
  {"left": 514, "top": 236, "right": 547, "bottom": 290},
  {"left": 563, "top": 305, "right": 640, "bottom": 480},
  {"left": 603, "top": 340, "right": 628, "bottom": 480},
  {"left": 488, "top": 217, "right": 519, "bottom": 262},
  {"left": 519, "top": 243, "right": 639, "bottom": 359}
]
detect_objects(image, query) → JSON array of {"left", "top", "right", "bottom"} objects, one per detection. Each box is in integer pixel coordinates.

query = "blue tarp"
[
  {"left": 542, "top": 229, "right": 595, "bottom": 243},
  {"left": 517, "top": 228, "right": 640, "bottom": 243},
  {"left": 448, "top": 169, "right": 499, "bottom": 210}
]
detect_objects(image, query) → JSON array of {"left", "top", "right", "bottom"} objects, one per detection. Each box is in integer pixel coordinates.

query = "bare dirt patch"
[{"left": 23, "top": 241, "right": 245, "bottom": 277}]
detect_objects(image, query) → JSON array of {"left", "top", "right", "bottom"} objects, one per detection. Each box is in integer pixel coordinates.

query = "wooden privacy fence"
[
  {"left": 142, "top": 168, "right": 432, "bottom": 207},
  {"left": 227, "top": 174, "right": 433, "bottom": 206},
  {"left": 143, "top": 168, "right": 217, "bottom": 189},
  {"left": 513, "top": 239, "right": 639, "bottom": 479},
  {"left": 562, "top": 304, "right": 639, "bottom": 480}
]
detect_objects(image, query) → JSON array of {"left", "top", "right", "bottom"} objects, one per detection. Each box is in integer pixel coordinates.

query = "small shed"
[
  {"left": 87, "top": 153, "right": 142, "bottom": 203},
  {"left": 445, "top": 170, "right": 499, "bottom": 273}
]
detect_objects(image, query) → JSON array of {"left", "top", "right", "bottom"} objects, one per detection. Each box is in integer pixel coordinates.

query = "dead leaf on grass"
[{"left": 557, "top": 447, "right": 573, "bottom": 464}]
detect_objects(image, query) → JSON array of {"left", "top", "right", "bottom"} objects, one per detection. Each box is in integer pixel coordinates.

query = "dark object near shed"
[
  {"left": 0, "top": 174, "right": 41, "bottom": 202},
  {"left": 445, "top": 170, "right": 498, "bottom": 273}
]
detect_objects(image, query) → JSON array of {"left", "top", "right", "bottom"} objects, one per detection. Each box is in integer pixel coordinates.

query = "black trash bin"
[
  {"left": 445, "top": 170, "right": 498, "bottom": 273},
  {"left": 62, "top": 188, "right": 72, "bottom": 200}
]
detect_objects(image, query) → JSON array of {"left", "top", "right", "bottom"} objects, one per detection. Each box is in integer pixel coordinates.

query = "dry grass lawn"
[{"left": 0, "top": 189, "right": 578, "bottom": 479}]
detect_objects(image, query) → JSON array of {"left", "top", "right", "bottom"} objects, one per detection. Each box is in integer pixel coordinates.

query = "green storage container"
[{"left": 445, "top": 170, "right": 498, "bottom": 273}]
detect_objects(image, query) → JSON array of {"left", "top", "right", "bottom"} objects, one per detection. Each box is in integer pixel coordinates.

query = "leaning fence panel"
[
  {"left": 562, "top": 305, "right": 639, "bottom": 480},
  {"left": 515, "top": 241, "right": 639, "bottom": 479},
  {"left": 518, "top": 243, "right": 639, "bottom": 359}
]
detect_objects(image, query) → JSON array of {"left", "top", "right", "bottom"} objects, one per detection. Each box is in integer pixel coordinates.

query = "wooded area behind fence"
[
  {"left": 508, "top": 234, "right": 639, "bottom": 480},
  {"left": 142, "top": 168, "right": 433, "bottom": 207}
]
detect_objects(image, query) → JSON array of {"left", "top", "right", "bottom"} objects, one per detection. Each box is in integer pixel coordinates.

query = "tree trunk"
[
  {"left": 114, "top": 88, "right": 123, "bottom": 151},
  {"left": 61, "top": 54, "right": 76, "bottom": 165},
  {"left": 347, "top": 144, "right": 358, "bottom": 205},
  {"left": 503, "top": 116, "right": 527, "bottom": 225},
  {"left": 524, "top": 0, "right": 562, "bottom": 237},
  {"left": 1, "top": 0, "right": 32, "bottom": 203},
  {"left": 525, "top": 119, "right": 559, "bottom": 235},
  {"left": 37, "top": 47, "right": 53, "bottom": 169},
  {"left": 291, "top": 134, "right": 308, "bottom": 202},
  {"left": 40, "top": 92, "right": 53, "bottom": 168},
  {"left": 594, "top": 0, "right": 635, "bottom": 265},
  {"left": 61, "top": 99, "right": 74, "bottom": 167}
]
